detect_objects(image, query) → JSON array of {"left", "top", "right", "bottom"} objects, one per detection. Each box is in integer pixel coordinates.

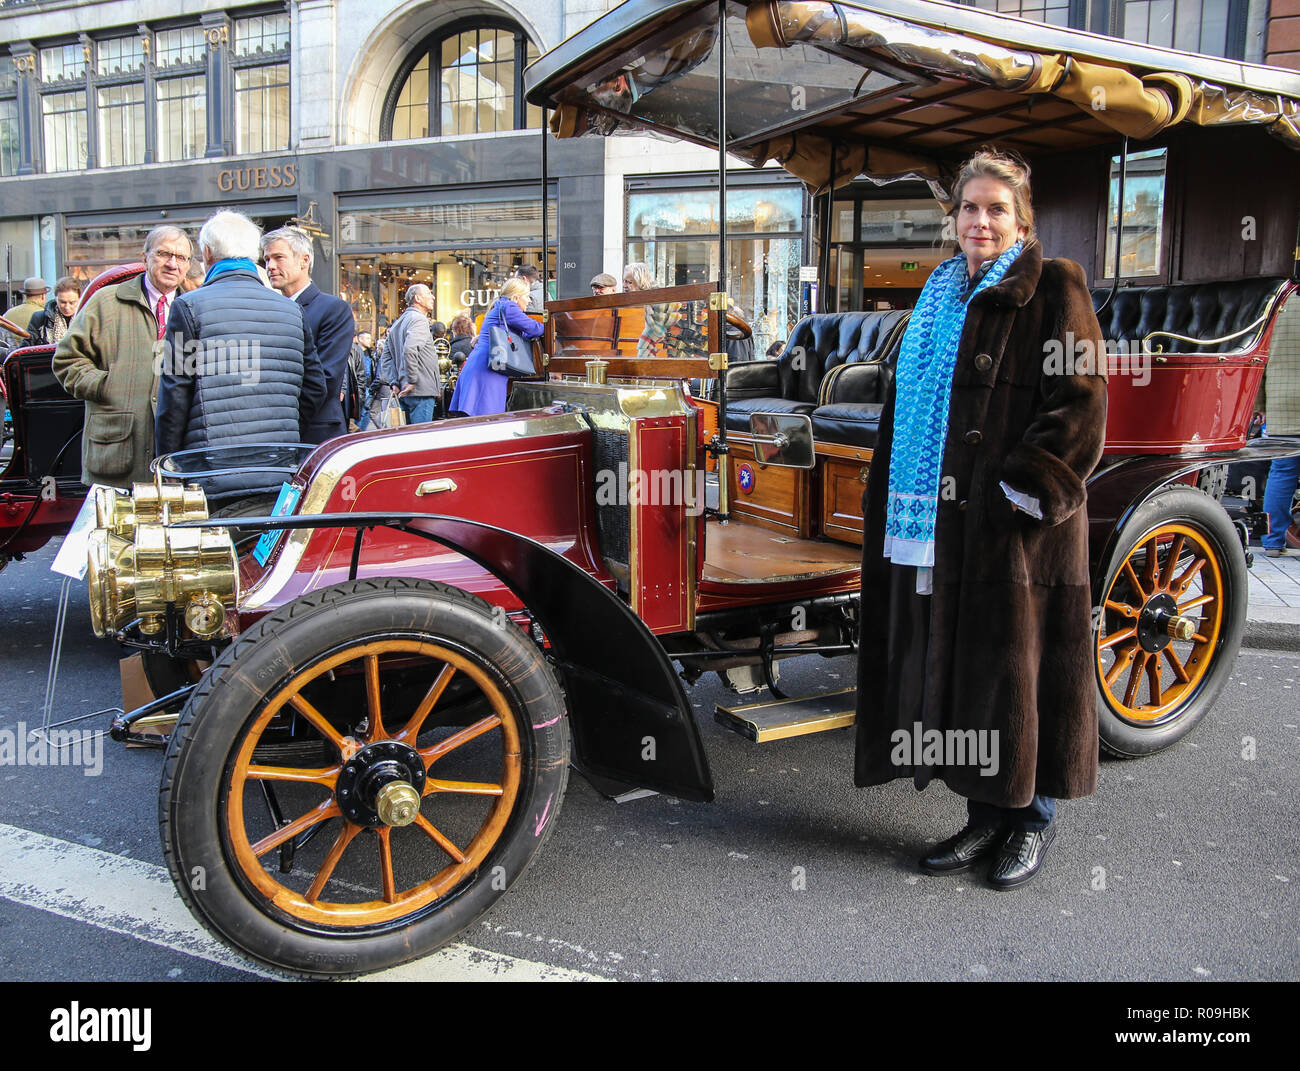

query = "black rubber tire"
[
  {"left": 159, "top": 577, "right": 569, "bottom": 978},
  {"left": 1095, "top": 486, "right": 1247, "bottom": 758},
  {"left": 1196, "top": 464, "right": 1228, "bottom": 502},
  {"left": 210, "top": 491, "right": 281, "bottom": 553}
]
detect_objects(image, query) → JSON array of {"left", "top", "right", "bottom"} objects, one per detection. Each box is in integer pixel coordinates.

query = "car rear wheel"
[
  {"left": 159, "top": 577, "right": 569, "bottom": 977},
  {"left": 1094, "top": 487, "right": 1247, "bottom": 757}
]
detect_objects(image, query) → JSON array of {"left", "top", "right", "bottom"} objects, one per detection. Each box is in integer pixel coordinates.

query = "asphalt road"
[{"left": 1, "top": 540, "right": 1297, "bottom": 983}]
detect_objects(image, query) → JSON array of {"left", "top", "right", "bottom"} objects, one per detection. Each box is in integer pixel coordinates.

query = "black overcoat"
[{"left": 854, "top": 242, "right": 1109, "bottom": 808}]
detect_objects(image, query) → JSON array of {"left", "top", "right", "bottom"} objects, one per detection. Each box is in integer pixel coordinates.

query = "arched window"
[{"left": 383, "top": 20, "right": 540, "bottom": 140}]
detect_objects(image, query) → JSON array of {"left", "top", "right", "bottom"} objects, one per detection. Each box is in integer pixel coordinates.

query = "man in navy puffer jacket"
[{"left": 155, "top": 210, "right": 327, "bottom": 499}]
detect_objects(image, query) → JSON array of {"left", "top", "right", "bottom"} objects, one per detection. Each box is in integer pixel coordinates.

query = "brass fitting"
[
  {"left": 1165, "top": 614, "right": 1197, "bottom": 641},
  {"left": 375, "top": 782, "right": 421, "bottom": 827},
  {"left": 184, "top": 592, "right": 228, "bottom": 640},
  {"left": 94, "top": 482, "right": 210, "bottom": 539},
  {"left": 87, "top": 483, "right": 237, "bottom": 640}
]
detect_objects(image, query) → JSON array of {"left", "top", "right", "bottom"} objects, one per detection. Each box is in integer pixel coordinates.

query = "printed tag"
[
  {"left": 51, "top": 486, "right": 108, "bottom": 580},
  {"left": 251, "top": 482, "right": 302, "bottom": 566}
]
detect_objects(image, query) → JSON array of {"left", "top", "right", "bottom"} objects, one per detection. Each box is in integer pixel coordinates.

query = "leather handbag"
[{"left": 487, "top": 324, "right": 537, "bottom": 378}]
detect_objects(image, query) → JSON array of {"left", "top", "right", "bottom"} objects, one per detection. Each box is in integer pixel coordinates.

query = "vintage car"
[
  {"left": 0, "top": 268, "right": 143, "bottom": 571},
  {"left": 73, "top": 0, "right": 1300, "bottom": 976}
]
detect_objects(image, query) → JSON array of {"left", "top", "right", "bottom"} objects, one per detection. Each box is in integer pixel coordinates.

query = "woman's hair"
[
  {"left": 500, "top": 277, "right": 530, "bottom": 303},
  {"left": 622, "top": 262, "right": 656, "bottom": 292},
  {"left": 450, "top": 314, "right": 474, "bottom": 335},
  {"left": 951, "top": 149, "right": 1035, "bottom": 240},
  {"left": 54, "top": 275, "right": 81, "bottom": 297}
]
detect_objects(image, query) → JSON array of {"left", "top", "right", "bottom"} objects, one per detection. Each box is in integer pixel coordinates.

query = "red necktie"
[{"left": 156, "top": 295, "right": 167, "bottom": 341}]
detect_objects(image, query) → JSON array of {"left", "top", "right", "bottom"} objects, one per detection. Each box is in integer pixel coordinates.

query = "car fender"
[
  {"left": 1085, "top": 441, "right": 1300, "bottom": 602},
  {"left": 180, "top": 510, "right": 716, "bottom": 802}
]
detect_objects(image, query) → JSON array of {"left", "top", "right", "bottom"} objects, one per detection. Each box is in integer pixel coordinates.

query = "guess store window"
[{"left": 338, "top": 193, "right": 555, "bottom": 330}]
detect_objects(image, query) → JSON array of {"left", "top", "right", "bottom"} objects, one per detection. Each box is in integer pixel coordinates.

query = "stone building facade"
[{"left": 1, "top": 0, "right": 1296, "bottom": 342}]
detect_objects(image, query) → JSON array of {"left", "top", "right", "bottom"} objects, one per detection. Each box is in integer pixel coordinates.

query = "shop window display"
[
  {"left": 625, "top": 183, "right": 804, "bottom": 357},
  {"left": 339, "top": 195, "right": 555, "bottom": 330}
]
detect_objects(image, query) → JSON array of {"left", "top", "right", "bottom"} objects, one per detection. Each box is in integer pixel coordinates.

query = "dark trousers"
[{"left": 968, "top": 795, "right": 1056, "bottom": 833}]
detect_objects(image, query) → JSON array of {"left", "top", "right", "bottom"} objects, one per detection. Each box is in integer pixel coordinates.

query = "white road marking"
[{"left": 0, "top": 823, "right": 607, "bottom": 981}]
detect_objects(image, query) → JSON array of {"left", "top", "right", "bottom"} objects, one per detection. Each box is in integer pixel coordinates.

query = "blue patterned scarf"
[{"left": 884, "top": 241, "right": 1024, "bottom": 570}]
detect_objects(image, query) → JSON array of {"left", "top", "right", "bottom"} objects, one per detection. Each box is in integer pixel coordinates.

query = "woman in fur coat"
[{"left": 855, "top": 150, "right": 1109, "bottom": 889}]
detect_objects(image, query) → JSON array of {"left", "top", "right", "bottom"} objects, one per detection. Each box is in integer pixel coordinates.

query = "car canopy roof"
[{"left": 526, "top": 0, "right": 1300, "bottom": 192}]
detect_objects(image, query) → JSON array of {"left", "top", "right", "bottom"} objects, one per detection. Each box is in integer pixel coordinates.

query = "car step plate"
[{"left": 714, "top": 688, "right": 856, "bottom": 743}]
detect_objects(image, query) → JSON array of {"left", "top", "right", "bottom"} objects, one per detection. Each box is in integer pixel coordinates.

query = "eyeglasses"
[{"left": 152, "top": 249, "right": 192, "bottom": 265}]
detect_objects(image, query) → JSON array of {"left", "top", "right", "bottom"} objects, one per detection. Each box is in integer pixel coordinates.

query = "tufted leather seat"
[
  {"left": 725, "top": 310, "right": 909, "bottom": 432},
  {"left": 1091, "top": 278, "right": 1285, "bottom": 353}
]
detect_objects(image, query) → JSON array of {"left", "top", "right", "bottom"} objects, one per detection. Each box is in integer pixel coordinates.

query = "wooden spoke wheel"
[
  {"left": 1094, "top": 486, "right": 1247, "bottom": 757},
  {"left": 160, "top": 578, "right": 569, "bottom": 977}
]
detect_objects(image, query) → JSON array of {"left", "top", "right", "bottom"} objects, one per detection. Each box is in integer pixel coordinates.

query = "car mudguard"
[
  {"left": 178, "top": 511, "right": 716, "bottom": 802},
  {"left": 1085, "top": 440, "right": 1300, "bottom": 601}
]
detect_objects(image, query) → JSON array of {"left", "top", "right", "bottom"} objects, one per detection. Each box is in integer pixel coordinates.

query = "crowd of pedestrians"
[{"left": 18, "top": 238, "right": 735, "bottom": 500}]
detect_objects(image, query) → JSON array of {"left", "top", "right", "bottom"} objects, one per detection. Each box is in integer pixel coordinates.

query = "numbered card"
[
  {"left": 51, "top": 486, "right": 112, "bottom": 580},
  {"left": 251, "top": 482, "right": 302, "bottom": 567}
]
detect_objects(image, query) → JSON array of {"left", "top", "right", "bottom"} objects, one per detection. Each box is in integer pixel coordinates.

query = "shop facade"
[
  {"left": 0, "top": 0, "right": 600, "bottom": 325},
  {"left": 0, "top": 136, "right": 599, "bottom": 326},
  {"left": 5, "top": 0, "right": 1288, "bottom": 337}
]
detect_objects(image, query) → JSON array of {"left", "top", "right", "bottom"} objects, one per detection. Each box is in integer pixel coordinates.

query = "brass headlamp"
[{"left": 87, "top": 483, "right": 238, "bottom": 640}]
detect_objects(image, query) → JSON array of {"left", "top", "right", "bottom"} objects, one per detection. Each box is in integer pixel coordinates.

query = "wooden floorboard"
[{"left": 702, "top": 518, "right": 860, "bottom": 584}]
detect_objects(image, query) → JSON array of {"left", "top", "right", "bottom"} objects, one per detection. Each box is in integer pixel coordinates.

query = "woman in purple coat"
[{"left": 449, "top": 278, "right": 544, "bottom": 417}]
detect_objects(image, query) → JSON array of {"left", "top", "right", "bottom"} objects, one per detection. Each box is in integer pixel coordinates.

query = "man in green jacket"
[
  {"left": 52, "top": 226, "right": 192, "bottom": 488},
  {"left": 4, "top": 278, "right": 49, "bottom": 332}
]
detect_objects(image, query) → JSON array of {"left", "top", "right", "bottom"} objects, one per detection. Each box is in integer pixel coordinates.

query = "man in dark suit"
[{"left": 262, "top": 226, "right": 356, "bottom": 444}]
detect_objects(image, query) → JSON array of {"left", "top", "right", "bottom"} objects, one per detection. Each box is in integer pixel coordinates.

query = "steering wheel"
[{"left": 725, "top": 311, "right": 752, "bottom": 341}]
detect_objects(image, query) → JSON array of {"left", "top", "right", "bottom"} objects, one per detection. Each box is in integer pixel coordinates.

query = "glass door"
[{"left": 829, "top": 191, "right": 950, "bottom": 311}]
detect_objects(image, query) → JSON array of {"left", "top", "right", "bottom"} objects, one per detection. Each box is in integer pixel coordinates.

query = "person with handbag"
[{"left": 449, "top": 278, "right": 543, "bottom": 417}]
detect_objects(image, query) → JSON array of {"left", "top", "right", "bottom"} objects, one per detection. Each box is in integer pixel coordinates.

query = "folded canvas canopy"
[{"left": 527, "top": 0, "right": 1300, "bottom": 191}]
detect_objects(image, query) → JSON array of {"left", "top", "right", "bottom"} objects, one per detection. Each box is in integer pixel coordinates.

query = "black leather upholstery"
[
  {"left": 726, "top": 360, "right": 779, "bottom": 401},
  {"left": 724, "top": 310, "right": 909, "bottom": 433},
  {"left": 1091, "top": 278, "right": 1285, "bottom": 353},
  {"left": 778, "top": 310, "right": 910, "bottom": 403},
  {"left": 727, "top": 396, "right": 816, "bottom": 424},
  {"left": 811, "top": 402, "right": 886, "bottom": 448}
]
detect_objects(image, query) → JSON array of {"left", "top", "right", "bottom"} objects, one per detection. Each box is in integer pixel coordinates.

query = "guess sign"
[{"left": 217, "top": 163, "right": 297, "bottom": 192}]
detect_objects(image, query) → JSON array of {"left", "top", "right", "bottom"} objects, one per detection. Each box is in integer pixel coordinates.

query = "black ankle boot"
[
  {"left": 987, "top": 825, "right": 1057, "bottom": 889},
  {"left": 919, "top": 821, "right": 1011, "bottom": 874}
]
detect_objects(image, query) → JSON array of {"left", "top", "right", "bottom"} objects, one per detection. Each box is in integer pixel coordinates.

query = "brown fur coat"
[{"left": 855, "top": 241, "right": 1109, "bottom": 808}]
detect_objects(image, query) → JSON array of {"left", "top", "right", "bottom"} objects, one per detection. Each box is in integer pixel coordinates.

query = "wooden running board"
[{"left": 715, "top": 688, "right": 856, "bottom": 742}]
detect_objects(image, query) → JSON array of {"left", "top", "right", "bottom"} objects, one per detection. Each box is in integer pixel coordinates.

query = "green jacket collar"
[{"left": 114, "top": 272, "right": 151, "bottom": 313}]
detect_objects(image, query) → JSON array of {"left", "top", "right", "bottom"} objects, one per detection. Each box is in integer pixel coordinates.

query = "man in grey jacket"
[
  {"left": 154, "top": 211, "right": 326, "bottom": 499},
  {"left": 384, "top": 283, "right": 441, "bottom": 424}
]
